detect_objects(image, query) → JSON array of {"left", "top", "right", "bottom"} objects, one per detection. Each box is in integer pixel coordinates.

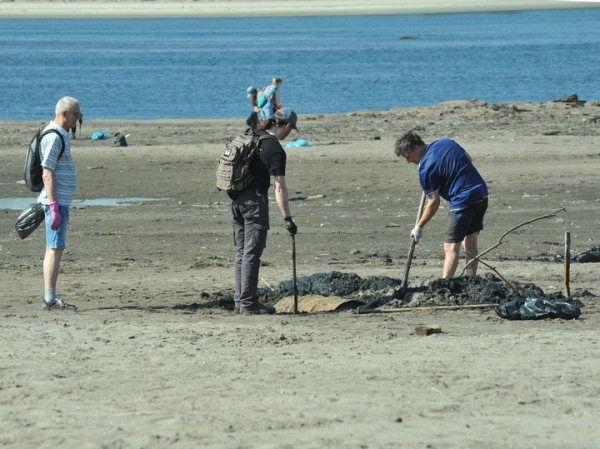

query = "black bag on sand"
[
  {"left": 495, "top": 297, "right": 581, "bottom": 320},
  {"left": 15, "top": 203, "right": 45, "bottom": 239},
  {"left": 555, "top": 244, "right": 600, "bottom": 263}
]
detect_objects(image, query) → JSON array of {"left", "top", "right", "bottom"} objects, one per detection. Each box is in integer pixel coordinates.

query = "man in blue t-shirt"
[{"left": 394, "top": 131, "right": 488, "bottom": 278}]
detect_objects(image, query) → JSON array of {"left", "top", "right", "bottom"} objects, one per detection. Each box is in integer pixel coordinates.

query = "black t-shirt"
[{"left": 247, "top": 130, "right": 286, "bottom": 193}]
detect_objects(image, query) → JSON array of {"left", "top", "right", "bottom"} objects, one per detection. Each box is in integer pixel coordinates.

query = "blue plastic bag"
[
  {"left": 91, "top": 131, "right": 109, "bottom": 140},
  {"left": 284, "top": 139, "right": 311, "bottom": 148}
]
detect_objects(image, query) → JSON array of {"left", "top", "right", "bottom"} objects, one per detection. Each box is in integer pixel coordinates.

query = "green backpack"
[{"left": 216, "top": 131, "right": 275, "bottom": 194}]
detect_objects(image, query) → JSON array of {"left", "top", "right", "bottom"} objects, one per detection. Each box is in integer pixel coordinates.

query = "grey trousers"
[{"left": 230, "top": 189, "right": 270, "bottom": 309}]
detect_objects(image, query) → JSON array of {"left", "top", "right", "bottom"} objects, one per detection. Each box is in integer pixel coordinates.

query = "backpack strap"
[
  {"left": 255, "top": 132, "right": 277, "bottom": 149},
  {"left": 257, "top": 133, "right": 277, "bottom": 142},
  {"left": 40, "top": 129, "right": 66, "bottom": 160}
]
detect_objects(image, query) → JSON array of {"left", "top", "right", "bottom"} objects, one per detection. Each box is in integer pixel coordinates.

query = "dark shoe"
[{"left": 239, "top": 303, "right": 276, "bottom": 315}]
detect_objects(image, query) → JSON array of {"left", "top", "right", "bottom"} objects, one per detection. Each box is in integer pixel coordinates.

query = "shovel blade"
[{"left": 275, "top": 295, "right": 363, "bottom": 313}]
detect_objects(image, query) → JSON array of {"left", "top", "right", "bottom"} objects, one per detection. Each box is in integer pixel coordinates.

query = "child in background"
[
  {"left": 245, "top": 86, "right": 259, "bottom": 132},
  {"left": 258, "top": 77, "right": 282, "bottom": 120}
]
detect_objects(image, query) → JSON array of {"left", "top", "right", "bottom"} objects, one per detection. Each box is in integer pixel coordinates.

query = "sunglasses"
[{"left": 67, "top": 110, "right": 83, "bottom": 121}]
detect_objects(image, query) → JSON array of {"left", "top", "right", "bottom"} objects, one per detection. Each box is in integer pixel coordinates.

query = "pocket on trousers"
[
  {"left": 246, "top": 227, "right": 268, "bottom": 249},
  {"left": 241, "top": 199, "right": 260, "bottom": 218},
  {"left": 242, "top": 197, "right": 269, "bottom": 229}
]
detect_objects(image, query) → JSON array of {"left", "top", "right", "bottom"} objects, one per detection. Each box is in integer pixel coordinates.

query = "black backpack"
[
  {"left": 216, "top": 131, "right": 275, "bottom": 194},
  {"left": 24, "top": 128, "right": 65, "bottom": 192}
]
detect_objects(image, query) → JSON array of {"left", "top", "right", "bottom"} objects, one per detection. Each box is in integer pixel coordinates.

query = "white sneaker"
[{"left": 42, "top": 297, "right": 76, "bottom": 310}]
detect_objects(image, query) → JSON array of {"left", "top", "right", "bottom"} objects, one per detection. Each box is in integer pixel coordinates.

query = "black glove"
[{"left": 284, "top": 216, "right": 297, "bottom": 235}]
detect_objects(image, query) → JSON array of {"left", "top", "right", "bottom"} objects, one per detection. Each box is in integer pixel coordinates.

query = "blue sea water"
[{"left": 0, "top": 7, "right": 599, "bottom": 121}]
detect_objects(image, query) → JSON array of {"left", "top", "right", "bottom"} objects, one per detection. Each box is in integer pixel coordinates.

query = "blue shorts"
[
  {"left": 43, "top": 204, "right": 70, "bottom": 250},
  {"left": 445, "top": 198, "right": 488, "bottom": 243}
]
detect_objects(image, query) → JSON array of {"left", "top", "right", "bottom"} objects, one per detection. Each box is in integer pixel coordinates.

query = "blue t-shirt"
[{"left": 418, "top": 138, "right": 488, "bottom": 211}]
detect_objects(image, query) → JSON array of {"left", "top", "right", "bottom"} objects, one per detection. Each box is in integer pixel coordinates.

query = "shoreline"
[
  {"left": 2, "top": 97, "right": 600, "bottom": 125},
  {"left": 0, "top": 0, "right": 598, "bottom": 19},
  {"left": 1, "top": 98, "right": 599, "bottom": 149}
]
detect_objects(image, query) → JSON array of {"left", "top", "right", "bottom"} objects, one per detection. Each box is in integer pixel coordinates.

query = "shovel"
[
  {"left": 292, "top": 234, "right": 298, "bottom": 314},
  {"left": 280, "top": 234, "right": 367, "bottom": 314},
  {"left": 400, "top": 191, "right": 427, "bottom": 290},
  {"left": 358, "top": 191, "right": 426, "bottom": 313}
]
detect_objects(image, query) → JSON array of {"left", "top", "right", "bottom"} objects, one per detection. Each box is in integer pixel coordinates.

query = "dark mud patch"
[
  {"left": 211, "top": 271, "right": 593, "bottom": 311},
  {"left": 383, "top": 274, "right": 585, "bottom": 310}
]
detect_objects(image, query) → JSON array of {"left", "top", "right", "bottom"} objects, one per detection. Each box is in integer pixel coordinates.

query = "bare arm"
[
  {"left": 417, "top": 190, "right": 440, "bottom": 229},
  {"left": 273, "top": 175, "right": 291, "bottom": 218},
  {"left": 42, "top": 167, "right": 57, "bottom": 203}
]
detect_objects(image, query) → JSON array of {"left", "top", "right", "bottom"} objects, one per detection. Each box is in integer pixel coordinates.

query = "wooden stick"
[
  {"left": 463, "top": 250, "right": 520, "bottom": 295},
  {"left": 292, "top": 234, "right": 298, "bottom": 315},
  {"left": 564, "top": 231, "right": 570, "bottom": 298},
  {"left": 357, "top": 303, "right": 499, "bottom": 314},
  {"left": 260, "top": 277, "right": 275, "bottom": 291},
  {"left": 461, "top": 208, "right": 566, "bottom": 275}
]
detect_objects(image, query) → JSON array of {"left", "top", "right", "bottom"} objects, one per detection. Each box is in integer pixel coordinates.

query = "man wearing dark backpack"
[
  {"left": 38, "top": 97, "right": 81, "bottom": 310},
  {"left": 230, "top": 107, "right": 299, "bottom": 315}
]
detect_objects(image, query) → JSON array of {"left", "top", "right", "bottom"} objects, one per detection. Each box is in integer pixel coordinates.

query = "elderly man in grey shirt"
[{"left": 38, "top": 96, "right": 81, "bottom": 310}]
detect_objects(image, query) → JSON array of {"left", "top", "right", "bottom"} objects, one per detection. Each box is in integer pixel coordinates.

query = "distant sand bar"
[{"left": 0, "top": 0, "right": 598, "bottom": 19}]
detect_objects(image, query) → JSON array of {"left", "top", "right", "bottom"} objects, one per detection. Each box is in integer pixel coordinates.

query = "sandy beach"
[
  {"left": 0, "top": 0, "right": 598, "bottom": 18},
  {"left": 2, "top": 0, "right": 600, "bottom": 447},
  {"left": 1, "top": 96, "right": 600, "bottom": 447}
]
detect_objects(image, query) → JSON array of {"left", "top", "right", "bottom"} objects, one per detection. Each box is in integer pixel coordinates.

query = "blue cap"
[{"left": 274, "top": 107, "right": 298, "bottom": 131}]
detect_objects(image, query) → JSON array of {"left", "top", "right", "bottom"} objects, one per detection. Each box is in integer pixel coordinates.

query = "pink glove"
[{"left": 49, "top": 201, "right": 61, "bottom": 230}]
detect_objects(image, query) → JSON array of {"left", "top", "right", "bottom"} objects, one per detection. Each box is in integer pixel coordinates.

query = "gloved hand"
[
  {"left": 49, "top": 201, "right": 61, "bottom": 230},
  {"left": 411, "top": 225, "right": 423, "bottom": 243},
  {"left": 284, "top": 216, "right": 297, "bottom": 235}
]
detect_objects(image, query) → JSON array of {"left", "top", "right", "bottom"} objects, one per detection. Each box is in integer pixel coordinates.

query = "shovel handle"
[
  {"left": 415, "top": 191, "right": 427, "bottom": 227},
  {"left": 401, "top": 238, "right": 417, "bottom": 290},
  {"left": 400, "top": 192, "right": 427, "bottom": 290},
  {"left": 292, "top": 234, "right": 298, "bottom": 314}
]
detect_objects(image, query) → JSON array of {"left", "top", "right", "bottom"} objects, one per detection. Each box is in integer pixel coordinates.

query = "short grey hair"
[
  {"left": 55, "top": 96, "right": 79, "bottom": 115},
  {"left": 394, "top": 130, "right": 425, "bottom": 158}
]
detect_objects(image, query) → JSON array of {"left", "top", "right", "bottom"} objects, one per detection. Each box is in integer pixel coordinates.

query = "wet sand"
[{"left": 1, "top": 97, "right": 600, "bottom": 447}]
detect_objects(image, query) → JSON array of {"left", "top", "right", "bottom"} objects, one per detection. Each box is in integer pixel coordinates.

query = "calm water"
[
  {"left": 0, "top": 8, "right": 599, "bottom": 120},
  {"left": 0, "top": 197, "right": 170, "bottom": 211}
]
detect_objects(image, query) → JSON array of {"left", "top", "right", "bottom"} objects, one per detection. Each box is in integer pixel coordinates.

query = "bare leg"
[
  {"left": 462, "top": 233, "right": 479, "bottom": 276},
  {"left": 443, "top": 242, "right": 461, "bottom": 278},
  {"left": 43, "top": 249, "right": 63, "bottom": 289}
]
